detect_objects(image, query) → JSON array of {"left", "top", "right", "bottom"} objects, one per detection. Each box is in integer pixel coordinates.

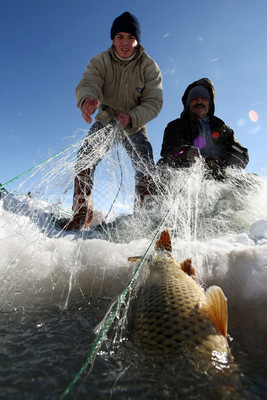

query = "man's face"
[
  {"left": 189, "top": 97, "right": 210, "bottom": 119},
  {"left": 112, "top": 32, "right": 138, "bottom": 58}
]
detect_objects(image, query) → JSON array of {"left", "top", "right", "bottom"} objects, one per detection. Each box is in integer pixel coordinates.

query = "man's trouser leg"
[
  {"left": 62, "top": 121, "right": 113, "bottom": 230},
  {"left": 122, "top": 128, "right": 157, "bottom": 212},
  {"left": 133, "top": 174, "right": 157, "bottom": 211},
  {"left": 71, "top": 168, "right": 94, "bottom": 229}
]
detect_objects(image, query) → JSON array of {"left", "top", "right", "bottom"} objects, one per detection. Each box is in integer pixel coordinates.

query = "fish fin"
[
  {"left": 205, "top": 286, "right": 228, "bottom": 337},
  {"left": 128, "top": 256, "right": 141, "bottom": 262},
  {"left": 155, "top": 229, "right": 172, "bottom": 253},
  {"left": 180, "top": 258, "right": 195, "bottom": 278}
]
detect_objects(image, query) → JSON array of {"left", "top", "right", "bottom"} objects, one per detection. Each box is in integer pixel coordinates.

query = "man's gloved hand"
[
  {"left": 82, "top": 97, "right": 100, "bottom": 124},
  {"left": 168, "top": 145, "right": 201, "bottom": 164},
  {"left": 226, "top": 153, "right": 247, "bottom": 169},
  {"left": 206, "top": 158, "right": 222, "bottom": 171},
  {"left": 116, "top": 112, "right": 131, "bottom": 129},
  {"left": 205, "top": 158, "right": 226, "bottom": 180}
]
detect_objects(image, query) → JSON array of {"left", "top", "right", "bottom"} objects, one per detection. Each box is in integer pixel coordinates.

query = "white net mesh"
[{"left": 0, "top": 124, "right": 266, "bottom": 311}]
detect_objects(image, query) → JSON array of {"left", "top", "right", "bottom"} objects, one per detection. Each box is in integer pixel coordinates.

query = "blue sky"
[{"left": 1, "top": 0, "right": 267, "bottom": 189}]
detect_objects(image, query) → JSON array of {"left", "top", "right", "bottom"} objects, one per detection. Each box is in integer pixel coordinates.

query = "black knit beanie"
[{"left": 110, "top": 12, "right": 141, "bottom": 43}]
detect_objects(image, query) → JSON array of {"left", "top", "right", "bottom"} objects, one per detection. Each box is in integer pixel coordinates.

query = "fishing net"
[
  {"left": 0, "top": 124, "right": 136, "bottom": 234},
  {"left": 1, "top": 121, "right": 265, "bottom": 242},
  {"left": 0, "top": 122, "right": 266, "bottom": 313},
  {"left": 1, "top": 123, "right": 267, "bottom": 400}
]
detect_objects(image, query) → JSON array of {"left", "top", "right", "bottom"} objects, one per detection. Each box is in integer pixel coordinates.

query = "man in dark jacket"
[{"left": 158, "top": 78, "right": 249, "bottom": 177}]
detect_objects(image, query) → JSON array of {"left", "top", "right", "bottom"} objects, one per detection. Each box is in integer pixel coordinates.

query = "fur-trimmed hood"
[{"left": 181, "top": 78, "right": 215, "bottom": 116}]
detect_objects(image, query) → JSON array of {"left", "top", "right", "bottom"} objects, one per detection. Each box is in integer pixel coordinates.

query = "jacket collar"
[{"left": 109, "top": 44, "right": 145, "bottom": 62}]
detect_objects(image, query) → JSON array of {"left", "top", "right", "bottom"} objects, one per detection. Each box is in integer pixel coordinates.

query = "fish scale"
[{"left": 132, "top": 246, "right": 229, "bottom": 356}]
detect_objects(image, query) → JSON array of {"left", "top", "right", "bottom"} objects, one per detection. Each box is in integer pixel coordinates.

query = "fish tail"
[{"left": 205, "top": 286, "right": 228, "bottom": 337}]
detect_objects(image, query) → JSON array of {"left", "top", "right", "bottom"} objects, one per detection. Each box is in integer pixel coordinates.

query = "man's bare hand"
[
  {"left": 82, "top": 97, "right": 100, "bottom": 124},
  {"left": 116, "top": 112, "right": 131, "bottom": 128}
]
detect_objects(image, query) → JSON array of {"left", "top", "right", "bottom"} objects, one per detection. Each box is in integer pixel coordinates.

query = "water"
[
  {"left": 1, "top": 298, "right": 266, "bottom": 399},
  {"left": 0, "top": 147, "right": 267, "bottom": 399}
]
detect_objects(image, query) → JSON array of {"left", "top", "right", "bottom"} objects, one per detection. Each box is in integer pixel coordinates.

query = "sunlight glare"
[
  {"left": 236, "top": 118, "right": 246, "bottom": 127},
  {"left": 249, "top": 110, "right": 259, "bottom": 122},
  {"left": 194, "top": 137, "right": 206, "bottom": 149}
]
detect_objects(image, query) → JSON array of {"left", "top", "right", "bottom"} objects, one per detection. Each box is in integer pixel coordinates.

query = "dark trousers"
[{"left": 75, "top": 121, "right": 155, "bottom": 187}]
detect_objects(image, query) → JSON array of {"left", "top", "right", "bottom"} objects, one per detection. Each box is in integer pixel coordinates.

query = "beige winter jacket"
[{"left": 75, "top": 45, "right": 163, "bottom": 134}]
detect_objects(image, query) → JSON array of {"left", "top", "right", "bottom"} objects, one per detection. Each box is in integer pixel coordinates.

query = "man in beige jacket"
[{"left": 62, "top": 11, "right": 163, "bottom": 230}]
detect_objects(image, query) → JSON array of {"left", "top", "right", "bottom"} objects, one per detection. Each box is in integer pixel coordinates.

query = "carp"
[{"left": 129, "top": 230, "right": 231, "bottom": 361}]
